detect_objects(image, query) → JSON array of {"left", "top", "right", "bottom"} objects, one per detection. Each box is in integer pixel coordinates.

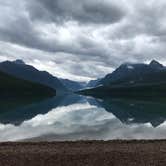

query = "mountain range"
[
  {"left": 0, "top": 60, "right": 68, "bottom": 95},
  {"left": 1, "top": 59, "right": 166, "bottom": 99},
  {"left": 88, "top": 60, "right": 165, "bottom": 87},
  {"left": 0, "top": 60, "right": 87, "bottom": 93},
  {"left": 0, "top": 70, "right": 55, "bottom": 99},
  {"left": 80, "top": 60, "right": 166, "bottom": 97}
]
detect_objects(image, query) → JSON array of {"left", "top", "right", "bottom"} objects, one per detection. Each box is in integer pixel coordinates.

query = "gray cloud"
[
  {"left": 1, "top": 0, "right": 166, "bottom": 81},
  {"left": 27, "top": 0, "right": 126, "bottom": 24}
]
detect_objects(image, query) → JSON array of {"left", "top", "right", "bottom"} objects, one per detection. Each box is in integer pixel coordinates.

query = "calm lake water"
[{"left": 1, "top": 94, "right": 166, "bottom": 141}]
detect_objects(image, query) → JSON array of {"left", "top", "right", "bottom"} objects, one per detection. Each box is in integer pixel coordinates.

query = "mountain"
[
  {"left": 0, "top": 60, "right": 68, "bottom": 95},
  {"left": 149, "top": 60, "right": 163, "bottom": 68},
  {"left": 98, "top": 60, "right": 165, "bottom": 86},
  {"left": 60, "top": 78, "right": 86, "bottom": 91},
  {"left": 79, "top": 60, "right": 166, "bottom": 97},
  {"left": 87, "top": 60, "right": 164, "bottom": 88},
  {"left": 86, "top": 78, "right": 102, "bottom": 88},
  {"left": 0, "top": 70, "right": 56, "bottom": 99}
]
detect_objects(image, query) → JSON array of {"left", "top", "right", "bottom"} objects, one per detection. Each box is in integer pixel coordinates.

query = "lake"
[{"left": 1, "top": 94, "right": 166, "bottom": 141}]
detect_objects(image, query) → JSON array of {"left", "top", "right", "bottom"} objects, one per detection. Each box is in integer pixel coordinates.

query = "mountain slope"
[
  {"left": 99, "top": 60, "right": 165, "bottom": 86},
  {"left": 79, "top": 60, "right": 166, "bottom": 97},
  {"left": 60, "top": 78, "right": 86, "bottom": 91},
  {"left": 0, "top": 60, "right": 67, "bottom": 94},
  {"left": 0, "top": 70, "right": 56, "bottom": 99},
  {"left": 86, "top": 78, "right": 102, "bottom": 88},
  {"left": 79, "top": 82, "right": 166, "bottom": 97}
]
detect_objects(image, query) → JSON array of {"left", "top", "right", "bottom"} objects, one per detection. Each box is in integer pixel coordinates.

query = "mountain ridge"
[
  {"left": 79, "top": 60, "right": 166, "bottom": 97},
  {"left": 0, "top": 70, "right": 56, "bottom": 99},
  {"left": 0, "top": 60, "right": 68, "bottom": 95},
  {"left": 88, "top": 60, "right": 166, "bottom": 87}
]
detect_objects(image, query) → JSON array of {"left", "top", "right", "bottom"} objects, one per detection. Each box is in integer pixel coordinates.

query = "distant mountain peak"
[
  {"left": 13, "top": 59, "right": 25, "bottom": 65},
  {"left": 149, "top": 60, "right": 163, "bottom": 68}
]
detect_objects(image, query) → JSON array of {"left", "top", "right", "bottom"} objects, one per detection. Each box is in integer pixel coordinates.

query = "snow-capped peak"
[{"left": 127, "top": 65, "right": 134, "bottom": 70}]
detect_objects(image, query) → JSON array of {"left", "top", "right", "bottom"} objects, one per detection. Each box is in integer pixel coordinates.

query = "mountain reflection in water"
[{"left": 1, "top": 95, "right": 166, "bottom": 141}]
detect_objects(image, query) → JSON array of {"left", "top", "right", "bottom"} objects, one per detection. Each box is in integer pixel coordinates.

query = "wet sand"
[{"left": 0, "top": 140, "right": 166, "bottom": 166}]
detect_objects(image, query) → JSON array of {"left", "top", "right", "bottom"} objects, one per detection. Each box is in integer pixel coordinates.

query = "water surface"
[{"left": 1, "top": 94, "right": 166, "bottom": 141}]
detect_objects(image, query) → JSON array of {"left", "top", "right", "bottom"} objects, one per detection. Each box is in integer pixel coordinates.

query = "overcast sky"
[{"left": 0, "top": 0, "right": 166, "bottom": 81}]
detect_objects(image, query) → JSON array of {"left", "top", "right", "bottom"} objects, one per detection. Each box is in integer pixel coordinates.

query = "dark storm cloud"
[
  {"left": 0, "top": 13, "right": 117, "bottom": 64},
  {"left": 0, "top": 17, "right": 45, "bottom": 51},
  {"left": 0, "top": 0, "right": 127, "bottom": 61},
  {"left": 0, "top": 16, "right": 93, "bottom": 55},
  {"left": 27, "top": 0, "right": 126, "bottom": 24}
]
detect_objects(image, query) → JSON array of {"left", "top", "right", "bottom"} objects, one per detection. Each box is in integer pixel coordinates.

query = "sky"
[{"left": 0, "top": 0, "right": 166, "bottom": 81}]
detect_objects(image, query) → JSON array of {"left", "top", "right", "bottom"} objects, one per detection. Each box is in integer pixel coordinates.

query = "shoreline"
[{"left": 1, "top": 140, "right": 166, "bottom": 166}]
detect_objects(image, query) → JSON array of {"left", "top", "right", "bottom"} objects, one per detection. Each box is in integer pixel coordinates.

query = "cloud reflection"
[{"left": 1, "top": 97, "right": 166, "bottom": 142}]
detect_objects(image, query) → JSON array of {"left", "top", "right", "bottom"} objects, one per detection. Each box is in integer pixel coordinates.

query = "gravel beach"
[{"left": 0, "top": 140, "right": 166, "bottom": 166}]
